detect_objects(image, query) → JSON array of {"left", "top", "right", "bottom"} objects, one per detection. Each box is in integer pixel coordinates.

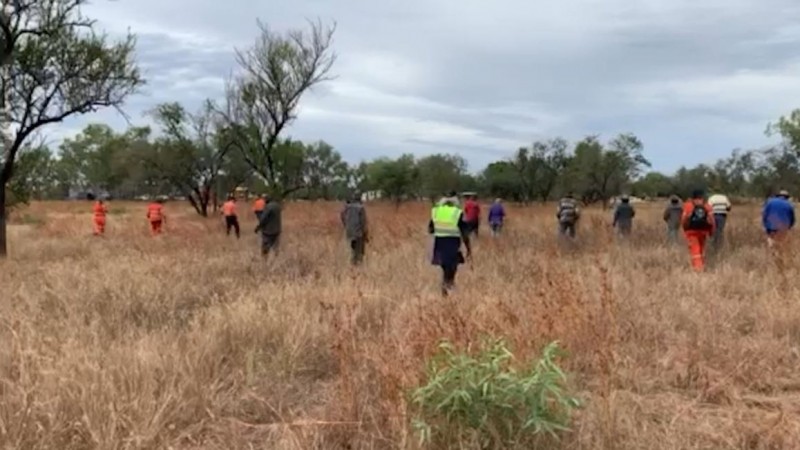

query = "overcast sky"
[{"left": 55, "top": 0, "right": 800, "bottom": 172}]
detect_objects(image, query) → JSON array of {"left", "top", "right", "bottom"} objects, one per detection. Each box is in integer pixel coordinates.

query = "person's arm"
[
  {"left": 762, "top": 203, "right": 769, "bottom": 231},
  {"left": 631, "top": 206, "right": 636, "bottom": 218},
  {"left": 340, "top": 206, "right": 347, "bottom": 227},
  {"left": 612, "top": 207, "right": 619, "bottom": 227},
  {"left": 256, "top": 206, "right": 271, "bottom": 232},
  {"left": 706, "top": 205, "right": 716, "bottom": 235},
  {"left": 428, "top": 219, "right": 435, "bottom": 234},
  {"left": 789, "top": 206, "right": 795, "bottom": 229},
  {"left": 458, "top": 214, "right": 472, "bottom": 258},
  {"left": 361, "top": 207, "right": 369, "bottom": 240},
  {"left": 663, "top": 207, "right": 670, "bottom": 222}
]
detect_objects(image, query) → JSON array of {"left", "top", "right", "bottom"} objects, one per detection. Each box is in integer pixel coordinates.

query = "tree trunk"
[{"left": 0, "top": 186, "right": 7, "bottom": 257}]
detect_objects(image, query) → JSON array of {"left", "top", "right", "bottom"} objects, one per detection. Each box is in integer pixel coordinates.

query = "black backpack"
[{"left": 685, "top": 203, "right": 711, "bottom": 231}]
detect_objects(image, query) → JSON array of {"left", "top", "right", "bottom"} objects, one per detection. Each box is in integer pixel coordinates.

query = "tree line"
[{"left": 12, "top": 119, "right": 800, "bottom": 210}]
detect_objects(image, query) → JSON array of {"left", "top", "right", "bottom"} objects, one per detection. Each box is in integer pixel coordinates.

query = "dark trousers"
[
  {"left": 559, "top": 222, "right": 576, "bottom": 239},
  {"left": 712, "top": 214, "right": 727, "bottom": 250},
  {"left": 225, "top": 215, "right": 240, "bottom": 238},
  {"left": 350, "top": 238, "right": 365, "bottom": 265},
  {"left": 261, "top": 233, "right": 280, "bottom": 256},
  {"left": 441, "top": 264, "right": 458, "bottom": 296}
]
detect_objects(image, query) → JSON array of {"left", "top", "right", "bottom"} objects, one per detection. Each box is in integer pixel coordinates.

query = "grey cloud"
[{"left": 51, "top": 0, "right": 800, "bottom": 173}]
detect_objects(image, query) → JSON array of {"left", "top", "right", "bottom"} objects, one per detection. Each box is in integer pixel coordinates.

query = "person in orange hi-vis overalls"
[
  {"left": 222, "top": 195, "right": 240, "bottom": 238},
  {"left": 146, "top": 199, "right": 166, "bottom": 236},
  {"left": 92, "top": 199, "right": 108, "bottom": 236},
  {"left": 253, "top": 194, "right": 266, "bottom": 221},
  {"left": 681, "top": 189, "right": 716, "bottom": 272}
]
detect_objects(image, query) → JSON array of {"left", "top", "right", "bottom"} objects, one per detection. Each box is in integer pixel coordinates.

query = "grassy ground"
[{"left": 1, "top": 200, "right": 799, "bottom": 449}]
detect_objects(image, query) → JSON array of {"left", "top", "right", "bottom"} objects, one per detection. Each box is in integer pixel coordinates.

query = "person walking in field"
[
  {"left": 341, "top": 193, "right": 369, "bottom": 265},
  {"left": 663, "top": 195, "right": 683, "bottom": 244},
  {"left": 429, "top": 191, "right": 472, "bottom": 296},
  {"left": 463, "top": 193, "right": 481, "bottom": 239},
  {"left": 681, "top": 190, "right": 715, "bottom": 272},
  {"left": 557, "top": 193, "right": 580, "bottom": 239},
  {"left": 488, "top": 198, "right": 506, "bottom": 237},
  {"left": 255, "top": 195, "right": 282, "bottom": 258},
  {"left": 146, "top": 199, "right": 166, "bottom": 236},
  {"left": 253, "top": 194, "right": 266, "bottom": 220},
  {"left": 92, "top": 198, "right": 108, "bottom": 236},
  {"left": 708, "top": 192, "right": 732, "bottom": 251},
  {"left": 222, "top": 195, "right": 240, "bottom": 239},
  {"left": 612, "top": 195, "right": 635, "bottom": 237},
  {"left": 762, "top": 190, "right": 795, "bottom": 251}
]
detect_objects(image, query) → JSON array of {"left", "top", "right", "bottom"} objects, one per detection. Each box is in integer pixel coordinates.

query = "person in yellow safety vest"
[{"left": 428, "top": 191, "right": 472, "bottom": 296}]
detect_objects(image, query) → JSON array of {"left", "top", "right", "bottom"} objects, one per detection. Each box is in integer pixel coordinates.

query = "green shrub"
[{"left": 411, "top": 339, "right": 580, "bottom": 449}]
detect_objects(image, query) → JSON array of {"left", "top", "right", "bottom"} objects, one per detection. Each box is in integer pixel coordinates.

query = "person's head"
[
  {"left": 261, "top": 193, "right": 268, "bottom": 200},
  {"left": 440, "top": 191, "right": 459, "bottom": 206},
  {"left": 227, "top": 194, "right": 235, "bottom": 202},
  {"left": 351, "top": 191, "right": 362, "bottom": 203},
  {"left": 494, "top": 198, "right": 502, "bottom": 204},
  {"left": 778, "top": 189, "right": 790, "bottom": 199},
  {"left": 670, "top": 195, "right": 680, "bottom": 205},
  {"left": 620, "top": 194, "right": 630, "bottom": 204},
  {"left": 565, "top": 192, "right": 574, "bottom": 199},
  {"left": 157, "top": 198, "right": 165, "bottom": 204},
  {"left": 691, "top": 189, "right": 705, "bottom": 200}
]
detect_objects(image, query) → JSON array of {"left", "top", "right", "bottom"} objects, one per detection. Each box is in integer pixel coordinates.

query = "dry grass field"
[{"left": 1, "top": 200, "right": 800, "bottom": 449}]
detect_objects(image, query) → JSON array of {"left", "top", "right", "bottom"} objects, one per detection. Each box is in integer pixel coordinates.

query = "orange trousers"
[
  {"left": 684, "top": 231, "right": 710, "bottom": 271},
  {"left": 150, "top": 220, "right": 163, "bottom": 236},
  {"left": 93, "top": 217, "right": 106, "bottom": 235}
]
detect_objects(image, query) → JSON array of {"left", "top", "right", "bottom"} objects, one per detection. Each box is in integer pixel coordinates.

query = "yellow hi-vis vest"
[{"left": 431, "top": 204, "right": 462, "bottom": 237}]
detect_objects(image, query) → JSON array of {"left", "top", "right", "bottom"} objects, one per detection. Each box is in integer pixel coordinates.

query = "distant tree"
[
  {"left": 480, "top": 161, "right": 524, "bottom": 201},
  {"left": 0, "top": 0, "right": 142, "bottom": 256},
  {"left": 362, "top": 154, "right": 418, "bottom": 204},
  {"left": 58, "top": 124, "right": 132, "bottom": 197},
  {"left": 528, "top": 138, "right": 571, "bottom": 201},
  {"left": 631, "top": 172, "right": 674, "bottom": 198},
  {"left": 566, "top": 134, "right": 649, "bottom": 206},
  {"left": 416, "top": 153, "right": 468, "bottom": 200},
  {"left": 222, "top": 19, "right": 336, "bottom": 198},
  {"left": 6, "top": 143, "right": 57, "bottom": 206},
  {"left": 146, "top": 100, "right": 237, "bottom": 217},
  {"left": 302, "top": 141, "right": 349, "bottom": 200}
]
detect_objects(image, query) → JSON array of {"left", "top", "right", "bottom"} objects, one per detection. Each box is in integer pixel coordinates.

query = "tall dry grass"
[{"left": 1, "top": 200, "right": 800, "bottom": 449}]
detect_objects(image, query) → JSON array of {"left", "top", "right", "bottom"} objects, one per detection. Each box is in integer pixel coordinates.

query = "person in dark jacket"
[
  {"left": 556, "top": 193, "right": 580, "bottom": 239},
  {"left": 487, "top": 198, "right": 505, "bottom": 237},
  {"left": 255, "top": 196, "right": 282, "bottom": 257},
  {"left": 429, "top": 192, "right": 472, "bottom": 296},
  {"left": 762, "top": 190, "right": 795, "bottom": 250},
  {"left": 612, "top": 195, "right": 635, "bottom": 237},
  {"left": 663, "top": 196, "right": 683, "bottom": 244},
  {"left": 341, "top": 194, "right": 369, "bottom": 265}
]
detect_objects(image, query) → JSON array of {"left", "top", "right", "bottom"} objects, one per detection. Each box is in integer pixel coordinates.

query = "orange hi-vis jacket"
[
  {"left": 681, "top": 199, "right": 716, "bottom": 236},
  {"left": 253, "top": 198, "right": 265, "bottom": 213},
  {"left": 681, "top": 199, "right": 716, "bottom": 271},
  {"left": 147, "top": 203, "right": 164, "bottom": 222},
  {"left": 222, "top": 200, "right": 237, "bottom": 217},
  {"left": 93, "top": 201, "right": 107, "bottom": 219}
]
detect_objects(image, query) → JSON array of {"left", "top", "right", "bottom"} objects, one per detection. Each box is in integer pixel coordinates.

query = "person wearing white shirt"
[{"left": 708, "top": 193, "right": 732, "bottom": 250}]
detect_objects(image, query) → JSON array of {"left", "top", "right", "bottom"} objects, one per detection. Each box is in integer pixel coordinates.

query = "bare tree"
[
  {"left": 0, "top": 0, "right": 142, "bottom": 256},
  {"left": 221, "top": 19, "right": 336, "bottom": 198},
  {"left": 147, "top": 100, "right": 239, "bottom": 217}
]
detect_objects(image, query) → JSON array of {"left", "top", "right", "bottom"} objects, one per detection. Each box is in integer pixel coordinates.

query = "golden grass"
[{"left": 1, "top": 200, "right": 800, "bottom": 449}]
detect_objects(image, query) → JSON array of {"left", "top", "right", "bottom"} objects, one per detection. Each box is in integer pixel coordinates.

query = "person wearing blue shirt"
[{"left": 762, "top": 190, "right": 795, "bottom": 249}]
